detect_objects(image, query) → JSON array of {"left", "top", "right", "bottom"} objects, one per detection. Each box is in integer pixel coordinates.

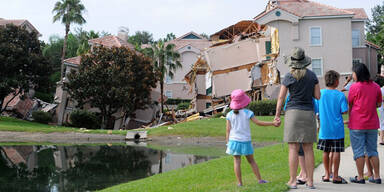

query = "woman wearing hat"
[{"left": 274, "top": 47, "right": 320, "bottom": 189}]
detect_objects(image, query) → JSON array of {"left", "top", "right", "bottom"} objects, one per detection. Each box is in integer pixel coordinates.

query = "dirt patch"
[
  {"left": 0, "top": 131, "right": 279, "bottom": 147},
  {"left": 0, "top": 131, "right": 126, "bottom": 144}
]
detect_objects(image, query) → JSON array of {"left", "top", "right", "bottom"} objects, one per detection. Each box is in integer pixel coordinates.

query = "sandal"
[
  {"left": 350, "top": 176, "right": 365, "bottom": 184},
  {"left": 306, "top": 184, "right": 316, "bottom": 189},
  {"left": 287, "top": 184, "right": 297, "bottom": 189},
  {"left": 258, "top": 179, "right": 268, "bottom": 184},
  {"left": 296, "top": 179, "right": 306, "bottom": 185},
  {"left": 322, "top": 175, "right": 330, "bottom": 182},
  {"left": 332, "top": 176, "right": 348, "bottom": 184}
]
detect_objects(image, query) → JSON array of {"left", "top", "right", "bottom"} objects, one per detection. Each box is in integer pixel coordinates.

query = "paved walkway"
[{"left": 289, "top": 137, "right": 384, "bottom": 191}]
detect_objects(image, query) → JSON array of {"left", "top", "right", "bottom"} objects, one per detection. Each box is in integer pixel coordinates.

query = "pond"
[{"left": 0, "top": 144, "right": 220, "bottom": 192}]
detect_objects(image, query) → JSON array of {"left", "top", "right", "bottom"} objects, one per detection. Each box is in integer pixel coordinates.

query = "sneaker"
[
  {"left": 368, "top": 177, "right": 382, "bottom": 184},
  {"left": 350, "top": 176, "right": 365, "bottom": 184}
]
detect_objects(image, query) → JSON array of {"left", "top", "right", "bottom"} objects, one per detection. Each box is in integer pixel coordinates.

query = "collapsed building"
[{"left": 185, "top": 21, "right": 280, "bottom": 114}]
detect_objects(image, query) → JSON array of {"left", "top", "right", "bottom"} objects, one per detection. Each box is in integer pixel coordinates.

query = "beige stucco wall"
[
  {"left": 259, "top": 15, "right": 353, "bottom": 98},
  {"left": 164, "top": 48, "right": 200, "bottom": 100},
  {"left": 171, "top": 51, "right": 198, "bottom": 83},
  {"left": 164, "top": 83, "right": 193, "bottom": 100},
  {"left": 353, "top": 47, "right": 379, "bottom": 78},
  {"left": 352, "top": 21, "right": 365, "bottom": 47},
  {"left": 266, "top": 18, "right": 353, "bottom": 78}
]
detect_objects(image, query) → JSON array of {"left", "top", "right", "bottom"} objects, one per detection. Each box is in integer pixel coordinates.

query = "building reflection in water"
[{"left": 0, "top": 145, "right": 216, "bottom": 192}]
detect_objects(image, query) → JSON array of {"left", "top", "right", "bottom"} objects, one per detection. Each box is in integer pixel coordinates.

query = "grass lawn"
[
  {"left": 0, "top": 116, "right": 127, "bottom": 135},
  {"left": 148, "top": 116, "right": 284, "bottom": 142},
  {"left": 100, "top": 116, "right": 351, "bottom": 192},
  {"left": 99, "top": 144, "right": 323, "bottom": 192}
]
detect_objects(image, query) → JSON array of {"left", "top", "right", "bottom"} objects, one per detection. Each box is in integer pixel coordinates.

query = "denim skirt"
[{"left": 226, "top": 140, "right": 254, "bottom": 155}]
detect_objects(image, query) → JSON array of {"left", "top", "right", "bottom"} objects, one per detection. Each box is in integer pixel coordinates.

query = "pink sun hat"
[{"left": 230, "top": 89, "right": 251, "bottom": 110}]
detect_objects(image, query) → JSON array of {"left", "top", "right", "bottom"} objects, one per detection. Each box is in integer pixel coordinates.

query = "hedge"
[
  {"left": 248, "top": 99, "right": 278, "bottom": 116},
  {"left": 32, "top": 111, "right": 52, "bottom": 124},
  {"left": 176, "top": 102, "right": 190, "bottom": 110},
  {"left": 70, "top": 110, "right": 100, "bottom": 129},
  {"left": 165, "top": 98, "right": 191, "bottom": 105}
]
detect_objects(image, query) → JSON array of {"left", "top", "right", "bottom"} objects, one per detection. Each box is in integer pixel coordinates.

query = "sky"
[{"left": 0, "top": 0, "right": 383, "bottom": 42}]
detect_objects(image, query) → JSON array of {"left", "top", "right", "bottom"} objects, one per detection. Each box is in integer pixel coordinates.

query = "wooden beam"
[
  {"left": 196, "top": 94, "right": 212, "bottom": 100},
  {"left": 212, "top": 62, "right": 258, "bottom": 76}
]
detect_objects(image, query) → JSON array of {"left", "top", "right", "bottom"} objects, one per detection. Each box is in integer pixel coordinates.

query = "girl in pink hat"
[{"left": 226, "top": 89, "right": 280, "bottom": 186}]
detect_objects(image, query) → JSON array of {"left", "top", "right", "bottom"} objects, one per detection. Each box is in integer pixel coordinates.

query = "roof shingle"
[
  {"left": 344, "top": 8, "right": 368, "bottom": 20},
  {"left": 255, "top": 0, "right": 356, "bottom": 20},
  {"left": 88, "top": 35, "right": 135, "bottom": 49}
]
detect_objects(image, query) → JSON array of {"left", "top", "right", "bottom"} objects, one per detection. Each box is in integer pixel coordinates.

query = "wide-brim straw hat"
[
  {"left": 230, "top": 89, "right": 251, "bottom": 110},
  {"left": 285, "top": 47, "right": 311, "bottom": 69}
]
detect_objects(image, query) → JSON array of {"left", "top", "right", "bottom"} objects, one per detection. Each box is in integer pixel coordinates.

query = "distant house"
[
  {"left": 0, "top": 18, "right": 40, "bottom": 36},
  {"left": 55, "top": 35, "right": 161, "bottom": 129},
  {"left": 158, "top": 32, "right": 211, "bottom": 101},
  {"left": 1, "top": 18, "right": 41, "bottom": 118},
  {"left": 254, "top": 0, "right": 379, "bottom": 96}
]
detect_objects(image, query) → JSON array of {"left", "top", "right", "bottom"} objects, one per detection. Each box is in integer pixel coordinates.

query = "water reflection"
[{"left": 0, "top": 145, "right": 217, "bottom": 192}]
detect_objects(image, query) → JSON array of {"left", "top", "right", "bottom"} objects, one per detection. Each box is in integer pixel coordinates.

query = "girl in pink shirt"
[{"left": 348, "top": 63, "right": 382, "bottom": 184}]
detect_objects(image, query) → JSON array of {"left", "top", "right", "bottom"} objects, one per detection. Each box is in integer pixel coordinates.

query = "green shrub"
[
  {"left": 70, "top": 110, "right": 100, "bottom": 129},
  {"left": 213, "top": 112, "right": 224, "bottom": 118},
  {"left": 166, "top": 99, "right": 191, "bottom": 105},
  {"left": 32, "top": 111, "right": 52, "bottom": 124},
  {"left": 248, "top": 99, "right": 277, "bottom": 116},
  {"left": 177, "top": 102, "right": 190, "bottom": 110},
  {"left": 34, "top": 91, "right": 54, "bottom": 103},
  {"left": 223, "top": 107, "right": 231, "bottom": 116}
]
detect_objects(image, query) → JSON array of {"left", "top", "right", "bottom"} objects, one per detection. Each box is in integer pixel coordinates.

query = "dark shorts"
[
  {"left": 298, "top": 143, "right": 304, "bottom": 156},
  {"left": 317, "top": 139, "right": 345, "bottom": 152}
]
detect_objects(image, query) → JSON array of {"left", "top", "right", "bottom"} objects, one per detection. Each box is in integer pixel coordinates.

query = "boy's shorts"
[{"left": 317, "top": 138, "right": 345, "bottom": 152}]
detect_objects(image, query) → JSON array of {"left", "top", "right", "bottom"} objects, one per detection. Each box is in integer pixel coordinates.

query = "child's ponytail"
[{"left": 234, "top": 110, "right": 239, "bottom": 114}]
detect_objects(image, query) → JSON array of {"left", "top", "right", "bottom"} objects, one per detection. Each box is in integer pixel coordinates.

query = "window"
[
  {"left": 165, "top": 75, "right": 172, "bottom": 84},
  {"left": 310, "top": 27, "right": 322, "bottom": 46},
  {"left": 311, "top": 59, "right": 323, "bottom": 76},
  {"left": 165, "top": 90, "right": 173, "bottom": 98},
  {"left": 265, "top": 41, "right": 271, "bottom": 60},
  {"left": 353, "top": 58, "right": 362, "bottom": 65},
  {"left": 352, "top": 29, "right": 360, "bottom": 47}
]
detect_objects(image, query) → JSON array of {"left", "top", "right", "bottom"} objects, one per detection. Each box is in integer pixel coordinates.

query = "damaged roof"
[
  {"left": 64, "top": 35, "right": 136, "bottom": 66},
  {"left": 210, "top": 20, "right": 263, "bottom": 40},
  {"left": 63, "top": 56, "right": 82, "bottom": 66},
  {"left": 254, "top": 0, "right": 356, "bottom": 20},
  {"left": 88, "top": 35, "right": 135, "bottom": 49}
]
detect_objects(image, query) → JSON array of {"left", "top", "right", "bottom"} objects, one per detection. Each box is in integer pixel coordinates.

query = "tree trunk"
[
  {"left": 160, "top": 80, "right": 164, "bottom": 114},
  {"left": 100, "top": 110, "right": 107, "bottom": 129},
  {"left": 60, "top": 23, "right": 70, "bottom": 81}
]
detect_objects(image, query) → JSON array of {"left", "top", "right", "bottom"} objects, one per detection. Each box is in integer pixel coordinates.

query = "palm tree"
[
  {"left": 144, "top": 39, "right": 182, "bottom": 114},
  {"left": 52, "top": 0, "right": 86, "bottom": 81}
]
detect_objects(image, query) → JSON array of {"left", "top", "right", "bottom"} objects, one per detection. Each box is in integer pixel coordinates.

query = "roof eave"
[{"left": 301, "top": 14, "right": 355, "bottom": 20}]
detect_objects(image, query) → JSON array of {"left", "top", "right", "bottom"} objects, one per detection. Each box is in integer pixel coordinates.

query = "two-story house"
[
  {"left": 55, "top": 35, "right": 161, "bottom": 129},
  {"left": 254, "top": 0, "right": 379, "bottom": 97},
  {"left": 161, "top": 32, "right": 211, "bottom": 101}
]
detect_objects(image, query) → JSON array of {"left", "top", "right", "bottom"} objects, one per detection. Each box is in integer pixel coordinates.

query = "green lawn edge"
[
  {"left": 98, "top": 143, "right": 323, "bottom": 192},
  {"left": 0, "top": 116, "right": 127, "bottom": 135},
  {"left": 100, "top": 116, "right": 350, "bottom": 192}
]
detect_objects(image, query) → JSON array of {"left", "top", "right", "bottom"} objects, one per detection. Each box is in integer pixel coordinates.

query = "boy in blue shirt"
[{"left": 317, "top": 70, "right": 348, "bottom": 184}]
